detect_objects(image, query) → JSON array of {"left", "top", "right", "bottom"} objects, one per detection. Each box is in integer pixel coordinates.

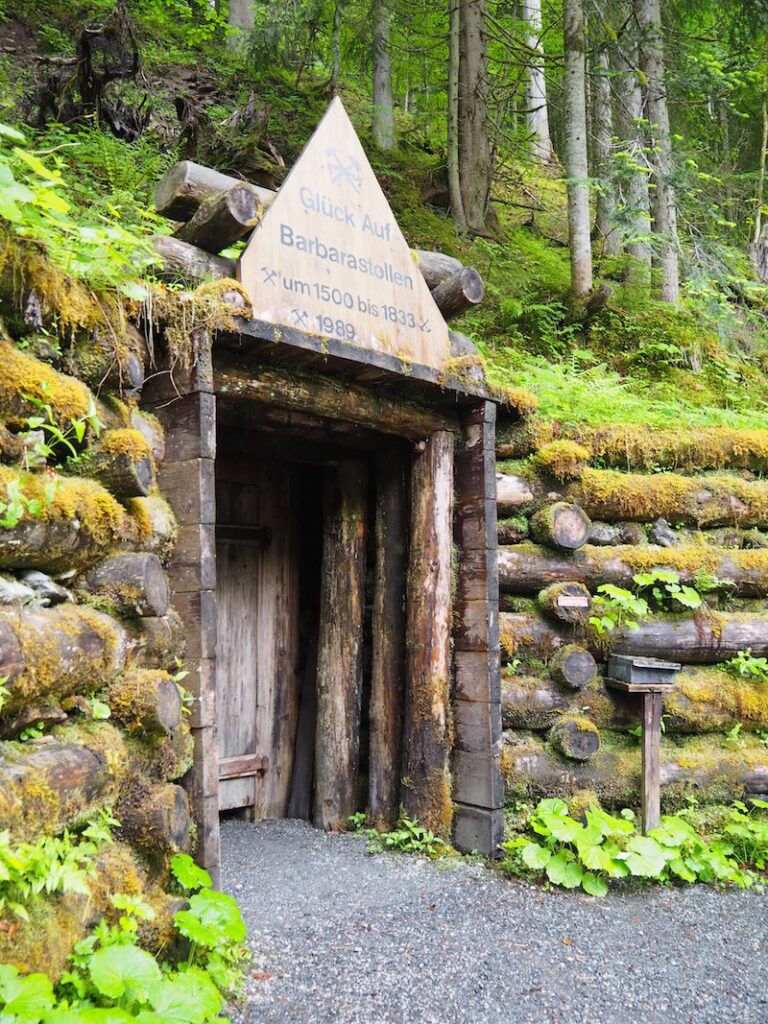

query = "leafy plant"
[
  {"left": 17, "top": 721, "right": 45, "bottom": 742},
  {"left": 589, "top": 584, "right": 650, "bottom": 636},
  {"left": 725, "top": 648, "right": 768, "bottom": 682},
  {"left": 501, "top": 798, "right": 756, "bottom": 897},
  {"left": 632, "top": 569, "right": 702, "bottom": 611},
  {"left": 0, "top": 675, "right": 9, "bottom": 714},
  {"left": 23, "top": 386, "right": 103, "bottom": 465},
  {"left": 0, "top": 474, "right": 57, "bottom": 529},
  {"left": 348, "top": 813, "right": 452, "bottom": 859}
]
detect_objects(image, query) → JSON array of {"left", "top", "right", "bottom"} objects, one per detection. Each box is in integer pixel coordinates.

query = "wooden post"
[
  {"left": 313, "top": 460, "right": 368, "bottom": 831},
  {"left": 402, "top": 430, "right": 454, "bottom": 837},
  {"left": 452, "top": 402, "right": 504, "bottom": 856},
  {"left": 642, "top": 691, "right": 663, "bottom": 833},
  {"left": 369, "top": 450, "right": 407, "bottom": 828},
  {"left": 141, "top": 330, "right": 220, "bottom": 885}
]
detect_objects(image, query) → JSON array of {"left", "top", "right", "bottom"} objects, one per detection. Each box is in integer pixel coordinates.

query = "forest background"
[{"left": 2, "top": 0, "right": 768, "bottom": 429}]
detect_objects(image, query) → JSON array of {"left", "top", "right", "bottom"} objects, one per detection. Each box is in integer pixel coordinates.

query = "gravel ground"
[{"left": 221, "top": 818, "right": 768, "bottom": 1024}]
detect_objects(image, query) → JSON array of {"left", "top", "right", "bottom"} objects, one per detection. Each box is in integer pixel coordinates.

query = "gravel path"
[{"left": 221, "top": 818, "right": 768, "bottom": 1024}]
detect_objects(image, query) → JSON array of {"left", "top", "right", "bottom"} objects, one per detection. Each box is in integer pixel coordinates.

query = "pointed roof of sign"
[{"left": 238, "top": 97, "right": 450, "bottom": 373}]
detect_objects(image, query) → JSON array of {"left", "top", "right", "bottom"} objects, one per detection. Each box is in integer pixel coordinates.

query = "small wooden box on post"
[{"left": 606, "top": 654, "right": 681, "bottom": 833}]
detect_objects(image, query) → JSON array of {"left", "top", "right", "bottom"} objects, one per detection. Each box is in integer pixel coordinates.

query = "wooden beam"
[
  {"left": 369, "top": 450, "right": 408, "bottom": 828},
  {"left": 402, "top": 431, "right": 454, "bottom": 836},
  {"left": 214, "top": 359, "right": 456, "bottom": 439},
  {"left": 154, "top": 160, "right": 274, "bottom": 220},
  {"left": 642, "top": 691, "right": 663, "bottom": 832},
  {"left": 175, "top": 183, "right": 264, "bottom": 254},
  {"left": 313, "top": 460, "right": 368, "bottom": 829},
  {"left": 152, "top": 235, "right": 236, "bottom": 283}
]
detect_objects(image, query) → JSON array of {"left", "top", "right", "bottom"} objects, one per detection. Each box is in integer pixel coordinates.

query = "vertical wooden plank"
[
  {"left": 313, "top": 460, "right": 368, "bottom": 830},
  {"left": 642, "top": 691, "right": 663, "bottom": 833},
  {"left": 402, "top": 430, "right": 454, "bottom": 837},
  {"left": 369, "top": 450, "right": 407, "bottom": 828}
]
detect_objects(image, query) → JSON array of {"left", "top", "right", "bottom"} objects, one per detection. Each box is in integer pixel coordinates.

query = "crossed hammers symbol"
[
  {"left": 326, "top": 147, "right": 362, "bottom": 193},
  {"left": 261, "top": 267, "right": 279, "bottom": 286}
]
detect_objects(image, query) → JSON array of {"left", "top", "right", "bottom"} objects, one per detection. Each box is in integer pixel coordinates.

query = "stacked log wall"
[
  {"left": 495, "top": 414, "right": 768, "bottom": 812},
  {"left": 0, "top": 287, "right": 196, "bottom": 977}
]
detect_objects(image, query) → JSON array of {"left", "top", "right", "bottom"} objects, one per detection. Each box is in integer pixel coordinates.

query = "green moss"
[
  {"left": 0, "top": 339, "right": 93, "bottom": 429},
  {"left": 531, "top": 440, "right": 591, "bottom": 482}
]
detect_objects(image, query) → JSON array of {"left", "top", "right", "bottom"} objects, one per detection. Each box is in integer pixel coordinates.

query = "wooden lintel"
[
  {"left": 218, "top": 754, "right": 270, "bottom": 780},
  {"left": 214, "top": 358, "right": 457, "bottom": 440}
]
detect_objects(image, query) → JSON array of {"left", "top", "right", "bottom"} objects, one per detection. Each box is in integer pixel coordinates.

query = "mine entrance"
[{"left": 214, "top": 416, "right": 404, "bottom": 826}]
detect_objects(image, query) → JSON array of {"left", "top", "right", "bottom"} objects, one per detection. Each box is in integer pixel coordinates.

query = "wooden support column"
[
  {"left": 402, "top": 430, "right": 454, "bottom": 837},
  {"left": 141, "top": 330, "right": 220, "bottom": 884},
  {"left": 642, "top": 691, "right": 663, "bottom": 833},
  {"left": 452, "top": 401, "right": 504, "bottom": 856},
  {"left": 369, "top": 450, "right": 408, "bottom": 829},
  {"left": 313, "top": 460, "right": 368, "bottom": 830}
]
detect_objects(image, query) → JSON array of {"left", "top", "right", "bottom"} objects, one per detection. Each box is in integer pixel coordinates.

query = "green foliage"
[
  {"left": 589, "top": 584, "right": 650, "bottom": 637},
  {"left": 725, "top": 648, "right": 768, "bottom": 682},
  {"left": 348, "top": 813, "right": 452, "bottom": 859},
  {"left": 0, "top": 474, "right": 57, "bottom": 529},
  {"left": 632, "top": 569, "right": 703, "bottom": 612},
  {"left": 501, "top": 798, "right": 760, "bottom": 897},
  {"left": 23, "top": 386, "right": 103, "bottom": 467}
]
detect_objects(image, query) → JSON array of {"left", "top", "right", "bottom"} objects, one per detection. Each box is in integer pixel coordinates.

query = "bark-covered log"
[
  {"left": 107, "top": 669, "right": 182, "bottom": 735},
  {"left": 502, "top": 730, "right": 768, "bottom": 807},
  {"left": 152, "top": 235, "right": 237, "bottom": 283},
  {"left": 67, "top": 428, "right": 156, "bottom": 498},
  {"left": 501, "top": 674, "right": 572, "bottom": 729},
  {"left": 496, "top": 473, "right": 538, "bottom": 513},
  {"left": 117, "top": 781, "right": 192, "bottom": 857},
  {"left": 0, "top": 467, "right": 143, "bottom": 573},
  {"left": 125, "top": 495, "right": 177, "bottom": 564},
  {"left": 154, "top": 160, "right": 274, "bottom": 220},
  {"left": 588, "top": 521, "right": 647, "bottom": 546},
  {"left": 429, "top": 267, "right": 484, "bottom": 320},
  {"left": 402, "top": 430, "right": 454, "bottom": 837},
  {"left": 498, "top": 542, "right": 768, "bottom": 597},
  {"left": 64, "top": 324, "right": 146, "bottom": 395},
  {"left": 0, "top": 723, "right": 128, "bottom": 840},
  {"left": 175, "top": 182, "right": 264, "bottom": 253},
  {"left": 498, "top": 516, "right": 529, "bottom": 544},
  {"left": 127, "top": 407, "right": 165, "bottom": 464},
  {"left": 530, "top": 502, "right": 591, "bottom": 551},
  {"left": 413, "top": 249, "right": 464, "bottom": 288},
  {"left": 124, "top": 611, "right": 185, "bottom": 670},
  {"left": 538, "top": 582, "right": 591, "bottom": 624},
  {"left": 0, "top": 604, "right": 126, "bottom": 715},
  {"left": 549, "top": 715, "right": 600, "bottom": 761},
  {"left": 500, "top": 608, "right": 768, "bottom": 664},
  {"left": 550, "top": 644, "right": 597, "bottom": 688},
  {"left": 82, "top": 553, "right": 169, "bottom": 618}
]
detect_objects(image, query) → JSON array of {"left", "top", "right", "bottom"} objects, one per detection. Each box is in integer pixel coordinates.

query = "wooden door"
[{"left": 215, "top": 458, "right": 301, "bottom": 818}]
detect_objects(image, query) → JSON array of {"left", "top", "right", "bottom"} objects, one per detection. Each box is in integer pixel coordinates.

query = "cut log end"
[
  {"left": 83, "top": 553, "right": 170, "bottom": 618},
  {"left": 530, "top": 502, "right": 591, "bottom": 551},
  {"left": 549, "top": 717, "right": 601, "bottom": 761},
  {"left": 538, "top": 581, "right": 591, "bottom": 624},
  {"left": 550, "top": 645, "right": 598, "bottom": 689}
]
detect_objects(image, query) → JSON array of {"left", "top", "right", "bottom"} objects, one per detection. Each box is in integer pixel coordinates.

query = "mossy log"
[
  {"left": 549, "top": 716, "right": 600, "bottom": 761},
  {"left": 0, "top": 703, "right": 68, "bottom": 740},
  {"left": 501, "top": 730, "right": 768, "bottom": 808},
  {"left": 0, "top": 467, "right": 145, "bottom": 573},
  {"left": 0, "top": 723, "right": 128, "bottom": 841},
  {"left": 175, "top": 182, "right": 264, "bottom": 253},
  {"left": 588, "top": 521, "right": 647, "bottom": 546},
  {"left": 125, "top": 721, "right": 194, "bottom": 782},
  {"left": 429, "top": 267, "right": 484, "bottom": 320},
  {"left": 498, "top": 542, "right": 768, "bottom": 596},
  {"left": 550, "top": 644, "right": 597, "bottom": 688},
  {"left": 529, "top": 502, "right": 591, "bottom": 551},
  {"left": 63, "top": 325, "right": 146, "bottom": 396},
  {"left": 124, "top": 611, "right": 185, "bottom": 670},
  {"left": 0, "top": 604, "right": 126, "bottom": 715},
  {"left": 67, "top": 428, "right": 156, "bottom": 498},
  {"left": 498, "top": 516, "right": 529, "bottom": 544},
  {"left": 538, "top": 582, "right": 591, "bottom": 624},
  {"left": 82, "top": 553, "right": 170, "bottom": 618},
  {"left": 500, "top": 609, "right": 768, "bottom": 664},
  {"left": 501, "top": 675, "right": 572, "bottom": 729},
  {"left": 117, "top": 781, "right": 193, "bottom": 858},
  {"left": 107, "top": 669, "right": 182, "bottom": 735},
  {"left": 0, "top": 339, "right": 96, "bottom": 432},
  {"left": 0, "top": 841, "right": 176, "bottom": 981},
  {"left": 125, "top": 495, "right": 177, "bottom": 564},
  {"left": 496, "top": 472, "right": 538, "bottom": 513},
  {"left": 152, "top": 235, "right": 236, "bottom": 284}
]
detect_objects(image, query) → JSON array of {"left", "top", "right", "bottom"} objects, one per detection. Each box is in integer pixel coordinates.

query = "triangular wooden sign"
[{"left": 238, "top": 98, "right": 450, "bottom": 372}]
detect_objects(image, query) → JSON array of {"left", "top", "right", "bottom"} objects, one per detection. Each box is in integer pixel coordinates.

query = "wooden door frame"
[{"left": 143, "top": 335, "right": 504, "bottom": 878}]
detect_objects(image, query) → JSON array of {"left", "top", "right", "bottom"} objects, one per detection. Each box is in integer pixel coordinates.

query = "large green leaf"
[
  {"left": 88, "top": 946, "right": 161, "bottom": 1001},
  {"left": 545, "top": 852, "right": 583, "bottom": 889},
  {"left": 581, "top": 872, "right": 608, "bottom": 897},
  {"left": 147, "top": 969, "right": 222, "bottom": 1023},
  {"left": 521, "top": 842, "right": 551, "bottom": 870},
  {"left": 622, "top": 836, "right": 670, "bottom": 878},
  {"left": 0, "top": 969, "right": 54, "bottom": 1022}
]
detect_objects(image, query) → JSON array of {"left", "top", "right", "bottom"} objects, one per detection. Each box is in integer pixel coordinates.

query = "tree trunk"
[
  {"left": 372, "top": 0, "right": 395, "bottom": 150},
  {"left": 522, "top": 0, "right": 553, "bottom": 162},
  {"left": 635, "top": 0, "right": 679, "bottom": 302},
  {"left": 612, "top": 1, "right": 652, "bottom": 280},
  {"left": 331, "top": 1, "right": 343, "bottom": 94},
  {"left": 447, "top": 0, "right": 467, "bottom": 234},
  {"left": 152, "top": 235, "right": 237, "bottom": 284},
  {"left": 593, "top": 43, "right": 621, "bottom": 256},
  {"left": 0, "top": 605, "right": 126, "bottom": 715},
  {"left": 369, "top": 452, "right": 407, "bottom": 828},
  {"left": 402, "top": 431, "right": 454, "bottom": 836},
  {"left": 563, "top": 0, "right": 593, "bottom": 296},
  {"left": 458, "top": 0, "right": 491, "bottom": 234},
  {"left": 313, "top": 461, "right": 368, "bottom": 830},
  {"left": 499, "top": 541, "right": 768, "bottom": 597},
  {"left": 227, "top": 0, "right": 254, "bottom": 47},
  {"left": 82, "top": 553, "right": 170, "bottom": 618}
]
